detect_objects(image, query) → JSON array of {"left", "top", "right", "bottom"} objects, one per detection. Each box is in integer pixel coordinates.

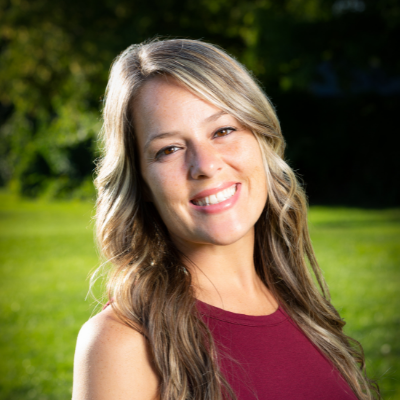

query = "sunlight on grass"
[
  {"left": 0, "top": 193, "right": 399, "bottom": 399},
  {"left": 0, "top": 192, "right": 104, "bottom": 400},
  {"left": 309, "top": 207, "right": 400, "bottom": 399}
]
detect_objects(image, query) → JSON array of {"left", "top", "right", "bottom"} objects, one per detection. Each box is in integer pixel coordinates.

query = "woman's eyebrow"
[
  {"left": 144, "top": 131, "right": 178, "bottom": 152},
  {"left": 143, "top": 111, "right": 228, "bottom": 151},
  {"left": 204, "top": 110, "right": 227, "bottom": 123}
]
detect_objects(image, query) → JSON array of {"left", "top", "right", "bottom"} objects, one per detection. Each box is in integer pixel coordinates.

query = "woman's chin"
[{"left": 188, "top": 225, "right": 253, "bottom": 247}]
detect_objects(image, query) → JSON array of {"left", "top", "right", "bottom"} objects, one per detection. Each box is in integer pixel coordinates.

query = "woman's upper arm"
[{"left": 72, "top": 308, "right": 160, "bottom": 400}]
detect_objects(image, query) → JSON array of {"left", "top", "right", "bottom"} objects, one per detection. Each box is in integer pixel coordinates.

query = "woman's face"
[{"left": 133, "top": 77, "right": 268, "bottom": 248}]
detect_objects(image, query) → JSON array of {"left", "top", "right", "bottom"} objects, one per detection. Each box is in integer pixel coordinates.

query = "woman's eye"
[
  {"left": 214, "top": 127, "right": 235, "bottom": 138},
  {"left": 156, "top": 146, "right": 180, "bottom": 159}
]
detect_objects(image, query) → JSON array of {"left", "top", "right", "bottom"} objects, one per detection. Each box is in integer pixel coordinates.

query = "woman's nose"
[{"left": 188, "top": 143, "right": 223, "bottom": 180}]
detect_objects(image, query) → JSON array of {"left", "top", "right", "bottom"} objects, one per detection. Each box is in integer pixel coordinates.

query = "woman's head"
[
  {"left": 98, "top": 38, "right": 290, "bottom": 252},
  {"left": 133, "top": 75, "right": 269, "bottom": 248}
]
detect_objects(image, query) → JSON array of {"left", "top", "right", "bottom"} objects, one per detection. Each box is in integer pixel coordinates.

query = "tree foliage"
[{"left": 0, "top": 0, "right": 399, "bottom": 204}]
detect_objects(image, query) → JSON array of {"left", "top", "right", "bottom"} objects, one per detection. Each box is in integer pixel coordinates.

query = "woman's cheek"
[
  {"left": 224, "top": 142, "right": 256, "bottom": 170},
  {"left": 149, "top": 166, "right": 185, "bottom": 208}
]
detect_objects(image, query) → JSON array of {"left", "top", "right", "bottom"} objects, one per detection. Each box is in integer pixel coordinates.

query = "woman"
[{"left": 72, "top": 39, "right": 379, "bottom": 400}]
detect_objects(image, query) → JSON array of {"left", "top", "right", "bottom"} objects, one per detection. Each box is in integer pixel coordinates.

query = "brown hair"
[{"left": 94, "top": 38, "right": 380, "bottom": 400}]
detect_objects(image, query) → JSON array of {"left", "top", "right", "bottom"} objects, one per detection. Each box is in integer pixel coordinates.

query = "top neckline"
[{"left": 196, "top": 299, "right": 288, "bottom": 327}]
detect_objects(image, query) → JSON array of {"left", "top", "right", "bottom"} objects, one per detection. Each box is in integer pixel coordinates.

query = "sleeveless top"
[{"left": 197, "top": 300, "right": 358, "bottom": 400}]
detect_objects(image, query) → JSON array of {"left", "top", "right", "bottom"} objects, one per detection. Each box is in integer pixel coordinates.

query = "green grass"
[
  {"left": 309, "top": 207, "right": 400, "bottom": 399},
  {"left": 0, "top": 192, "right": 399, "bottom": 399},
  {"left": 0, "top": 191, "right": 101, "bottom": 400}
]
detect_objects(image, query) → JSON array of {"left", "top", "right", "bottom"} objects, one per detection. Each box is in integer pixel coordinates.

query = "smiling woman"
[
  {"left": 133, "top": 76, "right": 268, "bottom": 246},
  {"left": 72, "top": 39, "right": 380, "bottom": 400}
]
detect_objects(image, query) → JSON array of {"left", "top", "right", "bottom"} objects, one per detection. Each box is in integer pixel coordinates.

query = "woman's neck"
[{"left": 172, "top": 228, "right": 278, "bottom": 315}]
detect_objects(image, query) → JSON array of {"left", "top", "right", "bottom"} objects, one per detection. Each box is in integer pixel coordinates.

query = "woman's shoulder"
[
  {"left": 76, "top": 305, "right": 144, "bottom": 356},
  {"left": 72, "top": 305, "right": 160, "bottom": 400}
]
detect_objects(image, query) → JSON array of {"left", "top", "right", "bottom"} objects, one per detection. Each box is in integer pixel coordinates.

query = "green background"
[{"left": 0, "top": 191, "right": 399, "bottom": 399}]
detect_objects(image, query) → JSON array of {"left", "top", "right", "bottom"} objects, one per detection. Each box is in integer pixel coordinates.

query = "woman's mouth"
[{"left": 191, "top": 184, "right": 237, "bottom": 206}]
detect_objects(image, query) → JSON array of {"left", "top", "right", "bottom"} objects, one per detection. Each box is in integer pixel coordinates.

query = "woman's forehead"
[
  {"left": 132, "top": 78, "right": 226, "bottom": 140},
  {"left": 135, "top": 77, "right": 214, "bottom": 114}
]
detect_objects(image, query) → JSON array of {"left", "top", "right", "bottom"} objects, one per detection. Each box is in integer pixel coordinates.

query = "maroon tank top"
[{"left": 197, "top": 300, "right": 358, "bottom": 400}]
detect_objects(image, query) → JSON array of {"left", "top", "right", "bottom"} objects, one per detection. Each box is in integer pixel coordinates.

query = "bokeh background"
[{"left": 0, "top": 0, "right": 399, "bottom": 399}]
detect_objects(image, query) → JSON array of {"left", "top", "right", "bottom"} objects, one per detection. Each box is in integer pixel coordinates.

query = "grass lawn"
[{"left": 0, "top": 191, "right": 399, "bottom": 399}]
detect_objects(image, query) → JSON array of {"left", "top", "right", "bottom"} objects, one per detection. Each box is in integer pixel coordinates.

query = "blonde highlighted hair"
[{"left": 95, "top": 38, "right": 379, "bottom": 400}]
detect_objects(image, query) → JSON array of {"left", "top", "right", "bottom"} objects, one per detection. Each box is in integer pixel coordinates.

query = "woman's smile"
[
  {"left": 189, "top": 182, "right": 241, "bottom": 214},
  {"left": 190, "top": 182, "right": 237, "bottom": 206},
  {"left": 133, "top": 76, "right": 268, "bottom": 246}
]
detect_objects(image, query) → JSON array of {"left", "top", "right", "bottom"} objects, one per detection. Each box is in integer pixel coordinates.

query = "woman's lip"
[
  {"left": 190, "top": 182, "right": 238, "bottom": 202},
  {"left": 189, "top": 183, "right": 241, "bottom": 214}
]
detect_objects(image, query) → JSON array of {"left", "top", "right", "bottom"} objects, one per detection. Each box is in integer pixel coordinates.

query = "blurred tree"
[
  {"left": 0, "top": 0, "right": 399, "bottom": 204},
  {"left": 0, "top": 0, "right": 257, "bottom": 198}
]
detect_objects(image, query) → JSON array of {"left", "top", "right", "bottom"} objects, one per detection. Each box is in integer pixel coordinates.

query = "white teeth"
[
  {"left": 209, "top": 194, "right": 217, "bottom": 204},
  {"left": 216, "top": 191, "right": 225, "bottom": 202},
  {"left": 192, "top": 184, "right": 237, "bottom": 206}
]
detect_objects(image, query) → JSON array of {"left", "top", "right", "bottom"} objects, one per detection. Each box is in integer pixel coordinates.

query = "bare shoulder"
[{"left": 72, "top": 306, "right": 160, "bottom": 400}]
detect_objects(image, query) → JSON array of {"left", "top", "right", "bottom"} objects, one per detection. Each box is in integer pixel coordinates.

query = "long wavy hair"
[{"left": 94, "top": 38, "right": 379, "bottom": 400}]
